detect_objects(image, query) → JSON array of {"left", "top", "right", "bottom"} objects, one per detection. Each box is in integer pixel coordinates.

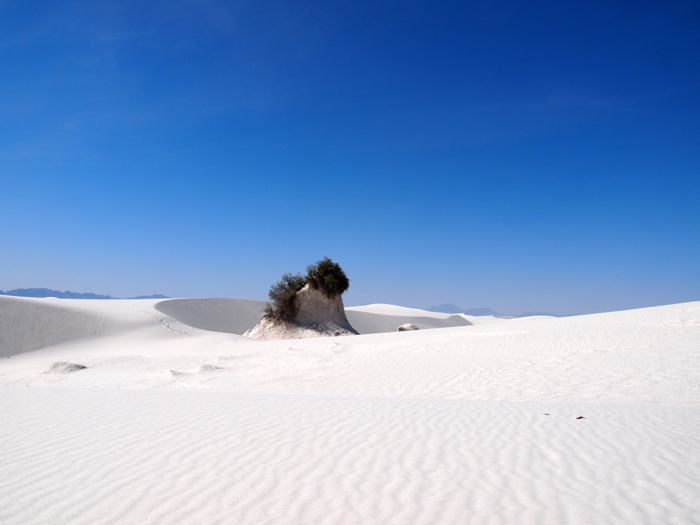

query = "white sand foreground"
[{"left": 1, "top": 296, "right": 699, "bottom": 524}]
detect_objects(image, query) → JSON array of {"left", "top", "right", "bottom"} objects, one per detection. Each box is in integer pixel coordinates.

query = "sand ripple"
[{"left": 1, "top": 387, "right": 698, "bottom": 525}]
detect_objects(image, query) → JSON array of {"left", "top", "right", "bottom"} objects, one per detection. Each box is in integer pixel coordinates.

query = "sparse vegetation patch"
[
  {"left": 263, "top": 272, "right": 306, "bottom": 321},
  {"left": 263, "top": 257, "right": 349, "bottom": 321},
  {"left": 306, "top": 257, "right": 350, "bottom": 298}
]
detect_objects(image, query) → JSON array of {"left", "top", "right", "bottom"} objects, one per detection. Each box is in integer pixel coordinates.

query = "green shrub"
[
  {"left": 263, "top": 258, "right": 349, "bottom": 321},
  {"left": 305, "top": 257, "right": 350, "bottom": 298},
  {"left": 264, "top": 272, "right": 306, "bottom": 321}
]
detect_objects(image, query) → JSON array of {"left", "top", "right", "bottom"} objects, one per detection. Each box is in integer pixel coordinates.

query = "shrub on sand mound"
[
  {"left": 306, "top": 257, "right": 350, "bottom": 298},
  {"left": 264, "top": 272, "right": 306, "bottom": 321},
  {"left": 263, "top": 258, "right": 350, "bottom": 321}
]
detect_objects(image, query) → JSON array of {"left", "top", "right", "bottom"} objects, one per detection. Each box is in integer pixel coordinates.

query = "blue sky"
[{"left": 1, "top": 0, "right": 699, "bottom": 315}]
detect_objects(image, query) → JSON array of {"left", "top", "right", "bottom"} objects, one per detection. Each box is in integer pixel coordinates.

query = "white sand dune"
[
  {"left": 155, "top": 297, "right": 267, "bottom": 334},
  {"left": 153, "top": 297, "right": 471, "bottom": 335},
  {"left": 1, "top": 296, "right": 699, "bottom": 524},
  {"left": 345, "top": 303, "right": 473, "bottom": 333},
  {"left": 0, "top": 295, "right": 103, "bottom": 357}
]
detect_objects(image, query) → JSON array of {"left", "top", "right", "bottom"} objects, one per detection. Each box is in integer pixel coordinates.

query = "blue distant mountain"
[
  {"left": 0, "top": 288, "right": 115, "bottom": 299},
  {"left": 427, "top": 304, "right": 558, "bottom": 317},
  {"left": 427, "top": 304, "right": 502, "bottom": 316},
  {"left": 0, "top": 288, "right": 169, "bottom": 300}
]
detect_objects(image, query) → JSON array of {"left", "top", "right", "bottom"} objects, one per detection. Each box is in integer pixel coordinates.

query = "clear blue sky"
[{"left": 1, "top": 0, "right": 699, "bottom": 315}]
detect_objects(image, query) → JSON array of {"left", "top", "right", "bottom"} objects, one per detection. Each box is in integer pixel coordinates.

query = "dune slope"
[
  {"left": 345, "top": 307, "right": 472, "bottom": 333},
  {"left": 0, "top": 296, "right": 103, "bottom": 357},
  {"left": 155, "top": 297, "right": 267, "bottom": 335},
  {"left": 154, "top": 298, "right": 470, "bottom": 336},
  {"left": 0, "top": 298, "right": 698, "bottom": 525}
]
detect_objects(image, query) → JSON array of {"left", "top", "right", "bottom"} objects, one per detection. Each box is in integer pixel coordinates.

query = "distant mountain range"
[
  {"left": 0, "top": 288, "right": 169, "bottom": 300},
  {"left": 427, "top": 303, "right": 558, "bottom": 318},
  {"left": 427, "top": 304, "right": 502, "bottom": 316}
]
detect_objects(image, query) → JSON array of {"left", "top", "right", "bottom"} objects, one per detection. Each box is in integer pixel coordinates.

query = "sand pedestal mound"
[
  {"left": 294, "top": 285, "right": 357, "bottom": 332},
  {"left": 243, "top": 317, "right": 356, "bottom": 340},
  {"left": 244, "top": 284, "right": 358, "bottom": 340}
]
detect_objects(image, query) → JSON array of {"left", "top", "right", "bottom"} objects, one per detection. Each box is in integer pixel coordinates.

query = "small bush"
[
  {"left": 306, "top": 257, "right": 349, "bottom": 298},
  {"left": 263, "top": 258, "right": 349, "bottom": 322},
  {"left": 264, "top": 272, "right": 306, "bottom": 321}
]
